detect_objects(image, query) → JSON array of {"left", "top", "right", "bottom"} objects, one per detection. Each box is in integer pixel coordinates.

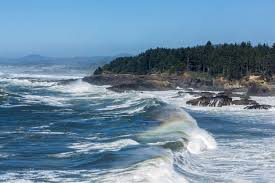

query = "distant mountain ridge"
[{"left": 0, "top": 53, "right": 133, "bottom": 65}]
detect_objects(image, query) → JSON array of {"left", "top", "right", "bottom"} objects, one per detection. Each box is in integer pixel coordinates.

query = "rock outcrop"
[
  {"left": 232, "top": 99, "right": 259, "bottom": 105},
  {"left": 186, "top": 94, "right": 232, "bottom": 107},
  {"left": 83, "top": 74, "right": 174, "bottom": 92},
  {"left": 244, "top": 104, "right": 272, "bottom": 110},
  {"left": 83, "top": 73, "right": 275, "bottom": 96}
]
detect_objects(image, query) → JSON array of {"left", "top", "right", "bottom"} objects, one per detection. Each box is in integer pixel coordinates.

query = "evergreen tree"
[{"left": 97, "top": 42, "right": 275, "bottom": 80}]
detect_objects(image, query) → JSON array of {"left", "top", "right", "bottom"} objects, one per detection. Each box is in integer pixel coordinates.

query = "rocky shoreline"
[
  {"left": 184, "top": 92, "right": 272, "bottom": 110},
  {"left": 83, "top": 74, "right": 174, "bottom": 92},
  {"left": 82, "top": 73, "right": 275, "bottom": 109},
  {"left": 83, "top": 74, "right": 275, "bottom": 93},
  {"left": 83, "top": 73, "right": 227, "bottom": 92}
]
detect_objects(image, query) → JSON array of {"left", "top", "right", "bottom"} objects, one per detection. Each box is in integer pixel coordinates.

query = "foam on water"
[
  {"left": 50, "top": 79, "right": 108, "bottom": 95},
  {"left": 50, "top": 139, "right": 140, "bottom": 158},
  {"left": 99, "top": 155, "right": 188, "bottom": 183},
  {"left": 23, "top": 94, "right": 67, "bottom": 106},
  {"left": 141, "top": 106, "right": 217, "bottom": 154},
  {"left": 0, "top": 77, "right": 57, "bottom": 87},
  {"left": 2, "top": 64, "right": 275, "bottom": 182},
  {"left": 69, "top": 139, "right": 139, "bottom": 153},
  {"left": 186, "top": 129, "right": 217, "bottom": 154}
]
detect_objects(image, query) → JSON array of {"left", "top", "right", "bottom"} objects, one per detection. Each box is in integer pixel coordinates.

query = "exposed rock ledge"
[
  {"left": 82, "top": 74, "right": 174, "bottom": 92},
  {"left": 83, "top": 74, "right": 219, "bottom": 92},
  {"left": 83, "top": 73, "right": 275, "bottom": 96},
  {"left": 185, "top": 92, "right": 272, "bottom": 110}
]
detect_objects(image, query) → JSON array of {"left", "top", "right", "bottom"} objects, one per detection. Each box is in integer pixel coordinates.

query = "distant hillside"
[
  {"left": 94, "top": 42, "right": 275, "bottom": 80},
  {"left": 0, "top": 54, "right": 113, "bottom": 65}
]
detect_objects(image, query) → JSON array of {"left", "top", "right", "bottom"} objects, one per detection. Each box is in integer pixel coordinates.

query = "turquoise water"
[{"left": 0, "top": 64, "right": 275, "bottom": 183}]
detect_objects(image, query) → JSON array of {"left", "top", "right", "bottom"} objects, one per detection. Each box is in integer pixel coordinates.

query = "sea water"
[{"left": 0, "top": 64, "right": 275, "bottom": 182}]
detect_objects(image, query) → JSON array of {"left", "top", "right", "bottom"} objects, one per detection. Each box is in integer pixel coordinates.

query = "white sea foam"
[
  {"left": 0, "top": 170, "right": 96, "bottom": 183},
  {"left": 50, "top": 79, "right": 109, "bottom": 95},
  {"left": 10, "top": 73, "right": 82, "bottom": 80},
  {"left": 50, "top": 139, "right": 139, "bottom": 158},
  {"left": 70, "top": 139, "right": 139, "bottom": 153},
  {"left": 186, "top": 129, "right": 217, "bottom": 154},
  {"left": 2, "top": 64, "right": 275, "bottom": 182},
  {"left": 141, "top": 106, "right": 217, "bottom": 154},
  {"left": 99, "top": 155, "right": 188, "bottom": 183},
  {"left": 0, "top": 77, "right": 56, "bottom": 87},
  {"left": 23, "top": 95, "right": 67, "bottom": 106},
  {"left": 0, "top": 153, "right": 13, "bottom": 158}
]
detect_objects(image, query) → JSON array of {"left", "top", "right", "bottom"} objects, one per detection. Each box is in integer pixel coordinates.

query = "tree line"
[{"left": 94, "top": 41, "right": 275, "bottom": 80}]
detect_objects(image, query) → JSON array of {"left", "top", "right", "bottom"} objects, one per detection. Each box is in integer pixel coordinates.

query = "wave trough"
[{"left": 1, "top": 64, "right": 275, "bottom": 182}]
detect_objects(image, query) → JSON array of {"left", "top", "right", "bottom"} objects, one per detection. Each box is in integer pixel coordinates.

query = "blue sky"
[{"left": 0, "top": 0, "right": 274, "bottom": 57}]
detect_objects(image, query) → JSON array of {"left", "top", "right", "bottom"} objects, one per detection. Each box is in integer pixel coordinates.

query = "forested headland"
[{"left": 94, "top": 41, "right": 275, "bottom": 80}]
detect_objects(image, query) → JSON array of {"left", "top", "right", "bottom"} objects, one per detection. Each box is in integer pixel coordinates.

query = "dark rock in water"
[
  {"left": 244, "top": 104, "right": 272, "bottom": 110},
  {"left": 186, "top": 95, "right": 232, "bottom": 107},
  {"left": 186, "top": 96, "right": 211, "bottom": 106},
  {"left": 209, "top": 95, "right": 233, "bottom": 107},
  {"left": 218, "top": 91, "right": 246, "bottom": 98},
  {"left": 232, "top": 99, "right": 259, "bottom": 105}
]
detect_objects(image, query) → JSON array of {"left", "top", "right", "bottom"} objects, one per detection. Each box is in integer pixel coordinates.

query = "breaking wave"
[{"left": 1, "top": 64, "right": 275, "bottom": 182}]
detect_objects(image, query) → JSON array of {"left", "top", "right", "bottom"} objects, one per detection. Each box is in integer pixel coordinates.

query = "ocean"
[{"left": 0, "top": 64, "right": 275, "bottom": 183}]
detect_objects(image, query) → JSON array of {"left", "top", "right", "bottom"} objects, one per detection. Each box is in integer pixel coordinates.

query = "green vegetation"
[{"left": 94, "top": 41, "right": 275, "bottom": 80}]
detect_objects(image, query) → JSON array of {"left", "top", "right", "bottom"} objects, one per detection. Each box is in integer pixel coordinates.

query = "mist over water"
[{"left": 0, "top": 63, "right": 275, "bottom": 182}]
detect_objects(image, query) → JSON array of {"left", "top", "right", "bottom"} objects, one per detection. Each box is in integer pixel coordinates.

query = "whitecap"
[
  {"left": 70, "top": 139, "right": 139, "bottom": 153},
  {"left": 99, "top": 154, "right": 188, "bottom": 183},
  {"left": 140, "top": 105, "right": 217, "bottom": 154},
  {"left": 51, "top": 139, "right": 139, "bottom": 158}
]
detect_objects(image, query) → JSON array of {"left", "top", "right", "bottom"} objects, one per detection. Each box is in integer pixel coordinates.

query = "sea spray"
[{"left": 140, "top": 105, "right": 217, "bottom": 154}]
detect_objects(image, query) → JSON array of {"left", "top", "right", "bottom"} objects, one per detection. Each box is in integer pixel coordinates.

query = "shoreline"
[
  {"left": 82, "top": 73, "right": 275, "bottom": 110},
  {"left": 83, "top": 73, "right": 275, "bottom": 95}
]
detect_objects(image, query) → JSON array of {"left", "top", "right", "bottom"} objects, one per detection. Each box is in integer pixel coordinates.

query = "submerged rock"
[
  {"left": 186, "top": 95, "right": 232, "bottom": 107},
  {"left": 244, "top": 104, "right": 272, "bottom": 110},
  {"left": 232, "top": 99, "right": 259, "bottom": 105}
]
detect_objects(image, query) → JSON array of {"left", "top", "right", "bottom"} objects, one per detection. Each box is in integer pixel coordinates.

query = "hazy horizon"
[{"left": 0, "top": 0, "right": 275, "bottom": 57}]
